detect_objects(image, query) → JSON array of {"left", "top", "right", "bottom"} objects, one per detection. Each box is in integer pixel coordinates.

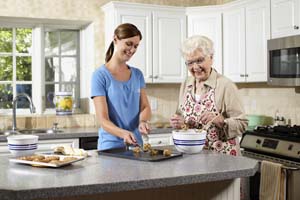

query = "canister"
[{"left": 55, "top": 92, "right": 73, "bottom": 115}]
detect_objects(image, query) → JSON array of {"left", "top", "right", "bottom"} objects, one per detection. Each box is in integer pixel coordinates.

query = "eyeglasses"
[{"left": 185, "top": 57, "right": 206, "bottom": 67}]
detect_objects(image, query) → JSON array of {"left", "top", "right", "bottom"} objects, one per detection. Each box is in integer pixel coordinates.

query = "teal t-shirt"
[{"left": 91, "top": 65, "right": 145, "bottom": 150}]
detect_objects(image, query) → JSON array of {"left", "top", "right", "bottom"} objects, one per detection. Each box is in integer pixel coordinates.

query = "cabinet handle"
[
  {"left": 148, "top": 75, "right": 153, "bottom": 78},
  {"left": 158, "top": 141, "right": 162, "bottom": 144},
  {"left": 245, "top": 74, "right": 249, "bottom": 77},
  {"left": 294, "top": 25, "right": 299, "bottom": 30},
  {"left": 240, "top": 74, "right": 245, "bottom": 77},
  {"left": 153, "top": 75, "right": 159, "bottom": 79}
]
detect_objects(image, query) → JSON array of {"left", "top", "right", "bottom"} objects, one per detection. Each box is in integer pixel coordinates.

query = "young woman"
[{"left": 91, "top": 23, "right": 151, "bottom": 150}]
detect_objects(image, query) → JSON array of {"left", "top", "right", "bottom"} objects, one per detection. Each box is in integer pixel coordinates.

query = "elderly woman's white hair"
[{"left": 181, "top": 35, "right": 214, "bottom": 59}]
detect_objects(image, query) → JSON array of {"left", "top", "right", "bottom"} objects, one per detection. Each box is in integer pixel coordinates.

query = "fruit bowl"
[{"left": 172, "top": 129, "right": 207, "bottom": 154}]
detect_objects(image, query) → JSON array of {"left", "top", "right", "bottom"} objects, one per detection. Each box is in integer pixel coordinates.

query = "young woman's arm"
[
  {"left": 138, "top": 89, "right": 151, "bottom": 134},
  {"left": 93, "top": 96, "right": 137, "bottom": 144}
]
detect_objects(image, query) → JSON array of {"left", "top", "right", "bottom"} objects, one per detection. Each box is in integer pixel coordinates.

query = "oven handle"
[{"left": 258, "top": 160, "right": 299, "bottom": 171}]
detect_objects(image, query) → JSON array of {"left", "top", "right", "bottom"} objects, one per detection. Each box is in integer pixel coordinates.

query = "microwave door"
[{"left": 268, "top": 35, "right": 300, "bottom": 86}]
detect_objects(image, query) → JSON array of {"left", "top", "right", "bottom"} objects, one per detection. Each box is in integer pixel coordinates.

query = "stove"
[
  {"left": 240, "top": 125, "right": 300, "bottom": 200},
  {"left": 241, "top": 125, "right": 300, "bottom": 166}
]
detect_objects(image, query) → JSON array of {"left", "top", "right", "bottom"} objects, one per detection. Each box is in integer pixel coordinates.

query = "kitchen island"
[{"left": 0, "top": 149, "right": 258, "bottom": 200}]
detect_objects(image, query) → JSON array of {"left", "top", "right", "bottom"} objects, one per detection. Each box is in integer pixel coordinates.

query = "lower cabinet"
[
  {"left": 147, "top": 133, "right": 173, "bottom": 147},
  {"left": 0, "top": 138, "right": 79, "bottom": 156}
]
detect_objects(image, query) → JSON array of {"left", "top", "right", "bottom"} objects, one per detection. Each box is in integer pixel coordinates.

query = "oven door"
[{"left": 248, "top": 162, "right": 300, "bottom": 200}]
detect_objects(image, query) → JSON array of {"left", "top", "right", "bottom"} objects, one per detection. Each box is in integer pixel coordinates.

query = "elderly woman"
[{"left": 170, "top": 35, "right": 248, "bottom": 156}]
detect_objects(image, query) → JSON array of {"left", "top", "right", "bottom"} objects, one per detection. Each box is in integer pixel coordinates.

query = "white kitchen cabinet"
[
  {"left": 271, "top": 0, "right": 300, "bottom": 38},
  {"left": 223, "top": 6, "right": 246, "bottom": 82},
  {"left": 0, "top": 138, "right": 79, "bottom": 156},
  {"left": 223, "top": 0, "right": 270, "bottom": 82},
  {"left": 102, "top": 2, "right": 187, "bottom": 83},
  {"left": 187, "top": 6, "right": 223, "bottom": 74},
  {"left": 147, "top": 133, "right": 173, "bottom": 147}
]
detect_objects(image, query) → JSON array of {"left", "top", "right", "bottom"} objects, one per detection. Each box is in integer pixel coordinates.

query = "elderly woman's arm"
[{"left": 219, "top": 81, "right": 248, "bottom": 139}]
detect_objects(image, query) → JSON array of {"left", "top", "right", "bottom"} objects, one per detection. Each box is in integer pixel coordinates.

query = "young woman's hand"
[
  {"left": 123, "top": 131, "right": 137, "bottom": 145},
  {"left": 139, "top": 121, "right": 150, "bottom": 135},
  {"left": 170, "top": 114, "right": 184, "bottom": 129}
]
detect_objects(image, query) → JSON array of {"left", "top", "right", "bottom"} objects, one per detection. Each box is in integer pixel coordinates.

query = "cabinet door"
[
  {"left": 223, "top": 7, "right": 246, "bottom": 82},
  {"left": 152, "top": 11, "right": 187, "bottom": 83},
  {"left": 0, "top": 142, "right": 9, "bottom": 156},
  {"left": 246, "top": 0, "right": 270, "bottom": 82},
  {"left": 116, "top": 9, "right": 153, "bottom": 82},
  {"left": 271, "top": 0, "right": 300, "bottom": 38},
  {"left": 188, "top": 13, "right": 223, "bottom": 74}
]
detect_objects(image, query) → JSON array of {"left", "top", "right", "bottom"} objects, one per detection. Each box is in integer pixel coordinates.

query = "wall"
[{"left": 1, "top": 0, "right": 300, "bottom": 129}]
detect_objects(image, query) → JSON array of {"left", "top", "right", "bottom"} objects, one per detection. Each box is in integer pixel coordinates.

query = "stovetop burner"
[
  {"left": 249, "top": 125, "right": 300, "bottom": 142},
  {"left": 255, "top": 125, "right": 300, "bottom": 135}
]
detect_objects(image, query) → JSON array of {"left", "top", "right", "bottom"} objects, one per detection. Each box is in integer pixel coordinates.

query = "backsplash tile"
[{"left": 146, "top": 83, "right": 300, "bottom": 125}]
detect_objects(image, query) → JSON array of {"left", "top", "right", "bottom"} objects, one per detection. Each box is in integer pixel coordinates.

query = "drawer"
[{"left": 147, "top": 133, "right": 173, "bottom": 147}]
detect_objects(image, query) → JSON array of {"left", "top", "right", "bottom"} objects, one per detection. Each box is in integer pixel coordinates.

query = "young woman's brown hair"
[{"left": 105, "top": 23, "right": 142, "bottom": 63}]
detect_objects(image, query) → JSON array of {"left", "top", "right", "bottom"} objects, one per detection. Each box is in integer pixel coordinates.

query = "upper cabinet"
[
  {"left": 223, "top": 6, "right": 246, "bottom": 82},
  {"left": 223, "top": 0, "right": 270, "bottom": 82},
  {"left": 186, "top": 0, "right": 270, "bottom": 83},
  {"left": 102, "top": 2, "right": 187, "bottom": 83},
  {"left": 271, "top": 0, "right": 300, "bottom": 38},
  {"left": 187, "top": 6, "right": 223, "bottom": 74}
]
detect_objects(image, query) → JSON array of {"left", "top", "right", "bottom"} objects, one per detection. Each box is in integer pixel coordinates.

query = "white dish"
[
  {"left": 172, "top": 129, "right": 207, "bottom": 154},
  {"left": 10, "top": 154, "right": 85, "bottom": 168},
  {"left": 7, "top": 135, "right": 39, "bottom": 157}
]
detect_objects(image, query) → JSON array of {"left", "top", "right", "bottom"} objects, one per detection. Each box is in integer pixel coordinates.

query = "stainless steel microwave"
[{"left": 268, "top": 35, "right": 300, "bottom": 86}]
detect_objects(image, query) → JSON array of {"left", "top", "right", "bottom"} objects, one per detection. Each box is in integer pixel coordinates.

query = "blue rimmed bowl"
[
  {"left": 7, "top": 135, "right": 39, "bottom": 157},
  {"left": 172, "top": 129, "right": 207, "bottom": 154}
]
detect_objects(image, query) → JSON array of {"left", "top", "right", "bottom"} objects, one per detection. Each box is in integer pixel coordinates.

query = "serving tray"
[
  {"left": 10, "top": 154, "right": 85, "bottom": 168},
  {"left": 98, "top": 147, "right": 182, "bottom": 162}
]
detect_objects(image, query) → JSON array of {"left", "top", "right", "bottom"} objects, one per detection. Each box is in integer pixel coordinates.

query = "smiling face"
[
  {"left": 185, "top": 49, "right": 213, "bottom": 81},
  {"left": 114, "top": 35, "right": 141, "bottom": 62}
]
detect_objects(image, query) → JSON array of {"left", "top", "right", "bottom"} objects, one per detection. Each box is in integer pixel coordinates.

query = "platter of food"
[
  {"left": 9, "top": 154, "right": 85, "bottom": 168},
  {"left": 98, "top": 144, "right": 182, "bottom": 162}
]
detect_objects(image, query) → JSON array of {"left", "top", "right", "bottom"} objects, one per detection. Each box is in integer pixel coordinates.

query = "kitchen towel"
[{"left": 259, "top": 160, "right": 286, "bottom": 200}]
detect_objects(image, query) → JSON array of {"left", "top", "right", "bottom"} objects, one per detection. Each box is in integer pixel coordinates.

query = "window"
[
  {"left": 0, "top": 19, "right": 94, "bottom": 115},
  {"left": 0, "top": 27, "right": 32, "bottom": 109},
  {"left": 44, "top": 30, "right": 80, "bottom": 109}
]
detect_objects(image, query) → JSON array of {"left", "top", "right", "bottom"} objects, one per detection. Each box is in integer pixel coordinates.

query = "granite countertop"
[
  {"left": 0, "top": 127, "right": 174, "bottom": 142},
  {"left": 0, "top": 149, "right": 258, "bottom": 200}
]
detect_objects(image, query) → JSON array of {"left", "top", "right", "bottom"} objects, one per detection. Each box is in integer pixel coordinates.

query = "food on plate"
[
  {"left": 163, "top": 149, "right": 171, "bottom": 157},
  {"left": 149, "top": 149, "right": 158, "bottom": 156},
  {"left": 143, "top": 143, "right": 152, "bottom": 152},
  {"left": 17, "top": 154, "right": 79, "bottom": 166},
  {"left": 20, "top": 155, "right": 44, "bottom": 161},
  {"left": 53, "top": 145, "right": 88, "bottom": 157},
  {"left": 132, "top": 146, "right": 141, "bottom": 154}
]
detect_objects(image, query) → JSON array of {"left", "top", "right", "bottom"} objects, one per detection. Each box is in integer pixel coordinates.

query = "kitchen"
[{"left": 0, "top": 0, "right": 300, "bottom": 199}]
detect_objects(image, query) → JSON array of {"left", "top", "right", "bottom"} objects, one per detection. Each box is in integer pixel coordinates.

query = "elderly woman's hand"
[
  {"left": 199, "top": 112, "right": 225, "bottom": 128},
  {"left": 170, "top": 114, "right": 184, "bottom": 129}
]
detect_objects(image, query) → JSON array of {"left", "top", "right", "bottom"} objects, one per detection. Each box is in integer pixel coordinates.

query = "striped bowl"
[
  {"left": 7, "top": 135, "right": 38, "bottom": 157},
  {"left": 172, "top": 129, "right": 207, "bottom": 154}
]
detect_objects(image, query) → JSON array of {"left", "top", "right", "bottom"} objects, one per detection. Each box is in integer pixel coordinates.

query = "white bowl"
[
  {"left": 7, "top": 135, "right": 39, "bottom": 157},
  {"left": 172, "top": 129, "right": 207, "bottom": 154}
]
